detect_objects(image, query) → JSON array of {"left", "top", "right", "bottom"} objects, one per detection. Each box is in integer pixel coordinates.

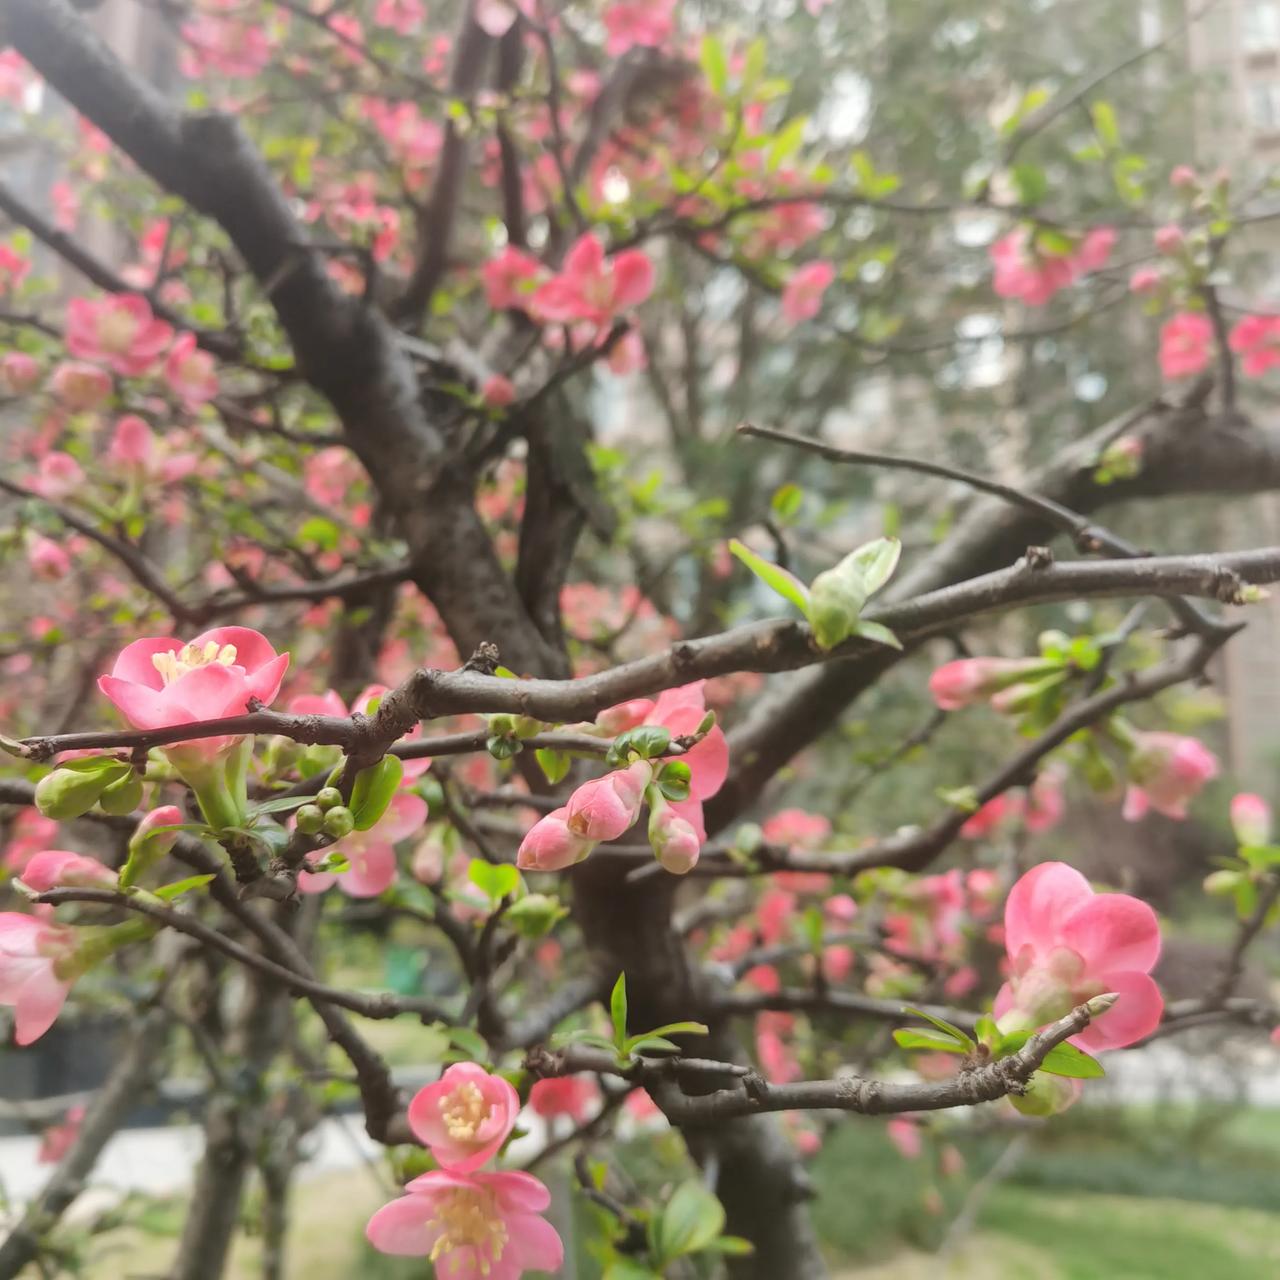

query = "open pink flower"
[
  {"left": 531, "top": 233, "right": 654, "bottom": 329},
  {"left": 65, "top": 294, "right": 172, "bottom": 377},
  {"left": 1229, "top": 314, "right": 1280, "bottom": 378},
  {"left": 517, "top": 806, "right": 596, "bottom": 872},
  {"left": 781, "top": 260, "right": 835, "bottom": 324},
  {"left": 34, "top": 452, "right": 86, "bottom": 500},
  {"left": 49, "top": 361, "right": 111, "bottom": 412},
  {"left": 407, "top": 1063, "right": 521, "bottom": 1172},
  {"left": 995, "top": 861, "right": 1163, "bottom": 1052},
  {"left": 0, "top": 914, "right": 78, "bottom": 1046},
  {"left": 483, "top": 245, "right": 546, "bottom": 311},
  {"left": 18, "top": 850, "right": 116, "bottom": 893},
  {"left": 298, "top": 791, "right": 428, "bottom": 897},
  {"left": 366, "top": 1167, "right": 563, "bottom": 1278},
  {"left": 603, "top": 0, "right": 676, "bottom": 56},
  {"left": 98, "top": 627, "right": 289, "bottom": 744},
  {"left": 1159, "top": 311, "right": 1213, "bottom": 379},
  {"left": 164, "top": 332, "right": 219, "bottom": 409},
  {"left": 991, "top": 230, "right": 1076, "bottom": 306},
  {"left": 1123, "top": 730, "right": 1218, "bottom": 821}
]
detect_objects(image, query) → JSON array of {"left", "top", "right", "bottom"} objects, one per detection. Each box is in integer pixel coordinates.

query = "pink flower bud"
[
  {"left": 564, "top": 761, "right": 651, "bottom": 841},
  {"left": 1126, "top": 731, "right": 1218, "bottom": 820},
  {"left": 1230, "top": 793, "right": 1271, "bottom": 846},
  {"left": 1129, "top": 266, "right": 1161, "bottom": 295},
  {"left": 0, "top": 351, "right": 41, "bottom": 394},
  {"left": 648, "top": 797, "right": 701, "bottom": 874},
  {"left": 824, "top": 893, "right": 858, "bottom": 924},
  {"left": 27, "top": 535, "right": 71, "bottom": 581},
  {"left": 1170, "top": 165, "right": 1198, "bottom": 190},
  {"left": 1154, "top": 224, "right": 1184, "bottom": 255},
  {"left": 516, "top": 807, "right": 595, "bottom": 872},
  {"left": 19, "top": 850, "right": 116, "bottom": 892},
  {"left": 928, "top": 657, "right": 1050, "bottom": 711},
  {"left": 481, "top": 373, "right": 516, "bottom": 408},
  {"left": 130, "top": 805, "right": 184, "bottom": 859}
]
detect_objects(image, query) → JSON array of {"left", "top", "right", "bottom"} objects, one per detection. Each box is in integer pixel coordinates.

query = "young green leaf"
[
  {"left": 900, "top": 1006, "right": 975, "bottom": 1051},
  {"left": 610, "top": 972, "right": 628, "bottom": 1048},
  {"left": 728, "top": 538, "right": 811, "bottom": 615},
  {"left": 654, "top": 1181, "right": 727, "bottom": 1263},
  {"left": 153, "top": 874, "right": 216, "bottom": 901},
  {"left": 467, "top": 859, "right": 520, "bottom": 902},
  {"left": 1038, "top": 1041, "right": 1105, "bottom": 1079},
  {"left": 892, "top": 1029, "right": 969, "bottom": 1054},
  {"left": 349, "top": 754, "right": 403, "bottom": 830},
  {"left": 849, "top": 619, "right": 902, "bottom": 650},
  {"left": 535, "top": 748, "right": 571, "bottom": 786}
]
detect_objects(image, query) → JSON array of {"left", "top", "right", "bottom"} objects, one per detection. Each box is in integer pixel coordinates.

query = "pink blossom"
[
  {"left": 1024, "top": 767, "right": 1065, "bottom": 834},
  {"left": 531, "top": 234, "right": 654, "bottom": 329},
  {"left": 0, "top": 914, "right": 77, "bottom": 1046},
  {"left": 481, "top": 374, "right": 516, "bottom": 408},
  {"left": 18, "top": 850, "right": 116, "bottom": 893},
  {"left": 781, "top": 260, "right": 835, "bottom": 324},
  {"left": 406, "top": 1062, "right": 521, "bottom": 1173},
  {"left": 473, "top": 0, "right": 521, "bottom": 37},
  {"left": 38, "top": 1104, "right": 85, "bottom": 1165},
  {"left": 366, "top": 1167, "right": 563, "bottom": 1277},
  {"left": 648, "top": 796, "right": 702, "bottom": 874},
  {"left": 516, "top": 806, "right": 596, "bottom": 872},
  {"left": 1229, "top": 314, "right": 1280, "bottom": 378},
  {"left": 373, "top": 0, "right": 424, "bottom": 35},
  {"left": 1074, "top": 226, "right": 1117, "bottom": 274},
  {"left": 1159, "top": 311, "right": 1214, "bottom": 379},
  {"left": 180, "top": 13, "right": 272, "bottom": 79},
  {"left": 762, "top": 809, "right": 831, "bottom": 847},
  {"left": 0, "top": 244, "right": 30, "bottom": 294},
  {"left": 28, "top": 535, "right": 71, "bottom": 582},
  {"left": 995, "top": 861, "right": 1163, "bottom": 1052},
  {"left": 1129, "top": 266, "right": 1162, "bottom": 295},
  {"left": 606, "top": 329, "right": 648, "bottom": 376},
  {"left": 529, "top": 1075, "right": 599, "bottom": 1122},
  {"left": 1154, "top": 224, "right": 1184, "bottom": 255},
  {"left": 757, "top": 887, "right": 797, "bottom": 945},
  {"left": 928, "top": 656, "right": 1052, "bottom": 711},
  {"left": 564, "top": 760, "right": 651, "bottom": 841},
  {"left": 990, "top": 230, "right": 1076, "bottom": 306},
  {"left": 1, "top": 351, "right": 41, "bottom": 394},
  {"left": 887, "top": 1117, "right": 922, "bottom": 1160},
  {"left": 1170, "top": 165, "right": 1199, "bottom": 190},
  {"left": 298, "top": 791, "right": 428, "bottom": 897},
  {"left": 34, "top": 452, "right": 86, "bottom": 500},
  {"left": 164, "top": 333, "right": 219, "bottom": 409},
  {"left": 0, "top": 50, "right": 37, "bottom": 110},
  {"left": 49, "top": 361, "right": 112, "bottom": 412},
  {"left": 1230, "top": 793, "right": 1272, "bottom": 846},
  {"left": 825, "top": 893, "right": 858, "bottom": 924},
  {"left": 65, "top": 295, "right": 172, "bottom": 377},
  {"left": 1123, "top": 730, "right": 1218, "bottom": 821},
  {"left": 821, "top": 944, "right": 854, "bottom": 983},
  {"left": 960, "top": 792, "right": 1021, "bottom": 840},
  {"left": 3, "top": 812, "right": 59, "bottom": 875},
  {"left": 107, "top": 415, "right": 155, "bottom": 472},
  {"left": 98, "top": 627, "right": 289, "bottom": 750},
  {"left": 603, "top": 0, "right": 675, "bottom": 56},
  {"left": 757, "top": 1024, "right": 801, "bottom": 1083},
  {"left": 483, "top": 246, "right": 546, "bottom": 311}
]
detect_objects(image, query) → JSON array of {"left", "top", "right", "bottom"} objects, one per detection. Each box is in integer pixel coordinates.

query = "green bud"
[
  {"left": 808, "top": 566, "right": 866, "bottom": 651},
  {"left": 505, "top": 893, "right": 569, "bottom": 939},
  {"left": 296, "top": 804, "right": 325, "bottom": 835},
  {"left": 512, "top": 716, "right": 543, "bottom": 739},
  {"left": 1203, "top": 869, "right": 1242, "bottom": 896},
  {"left": 99, "top": 770, "right": 143, "bottom": 816},
  {"left": 323, "top": 806, "right": 356, "bottom": 839},
  {"left": 487, "top": 713, "right": 518, "bottom": 738},
  {"left": 36, "top": 764, "right": 127, "bottom": 820},
  {"left": 1009, "top": 1071, "right": 1078, "bottom": 1117},
  {"left": 316, "top": 786, "right": 343, "bottom": 811}
]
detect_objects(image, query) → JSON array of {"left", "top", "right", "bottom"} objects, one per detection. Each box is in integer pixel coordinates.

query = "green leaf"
[
  {"left": 656, "top": 760, "right": 691, "bottom": 802},
  {"left": 349, "top": 755, "right": 403, "bottom": 830},
  {"left": 624, "top": 1035, "right": 682, "bottom": 1056},
  {"left": 768, "top": 116, "right": 808, "bottom": 171},
  {"left": 1039, "top": 1042, "right": 1105, "bottom": 1079},
  {"left": 251, "top": 794, "right": 319, "bottom": 817},
  {"left": 728, "top": 538, "right": 810, "bottom": 615},
  {"left": 699, "top": 34, "right": 728, "bottom": 96},
  {"left": 655, "top": 1181, "right": 726, "bottom": 1263},
  {"left": 770, "top": 482, "right": 803, "bottom": 523},
  {"left": 892, "top": 1029, "right": 969, "bottom": 1054},
  {"left": 153, "top": 874, "right": 215, "bottom": 901},
  {"left": 610, "top": 972, "right": 628, "bottom": 1048},
  {"left": 467, "top": 859, "right": 519, "bottom": 902},
  {"left": 1010, "top": 163, "right": 1047, "bottom": 206},
  {"left": 708, "top": 1236, "right": 755, "bottom": 1256},
  {"left": 1091, "top": 100, "right": 1120, "bottom": 148},
  {"left": 606, "top": 725, "right": 671, "bottom": 767},
  {"left": 447, "top": 1026, "right": 489, "bottom": 1060},
  {"left": 849, "top": 620, "right": 902, "bottom": 650},
  {"left": 604, "top": 1261, "right": 662, "bottom": 1280},
  {"left": 535, "top": 748, "right": 571, "bottom": 786},
  {"left": 99, "top": 769, "right": 143, "bottom": 815},
  {"left": 900, "top": 1006, "right": 974, "bottom": 1050},
  {"left": 643, "top": 1020, "right": 709, "bottom": 1039}
]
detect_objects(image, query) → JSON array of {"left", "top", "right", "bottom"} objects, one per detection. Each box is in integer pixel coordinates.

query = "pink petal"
[
  {"left": 505, "top": 1212, "right": 565, "bottom": 1272},
  {"left": 648, "top": 682, "right": 707, "bottom": 722},
  {"left": 1071, "top": 971, "right": 1164, "bottom": 1052},
  {"left": 191, "top": 626, "right": 279, "bottom": 673},
  {"left": 341, "top": 843, "right": 398, "bottom": 897},
  {"left": 1003, "top": 862, "right": 1094, "bottom": 960},
  {"left": 108, "top": 636, "right": 182, "bottom": 689},
  {"left": 669, "top": 796, "right": 706, "bottom": 842},
  {"left": 610, "top": 250, "right": 655, "bottom": 310},
  {"left": 365, "top": 1194, "right": 438, "bottom": 1256},
  {"left": 1059, "top": 893, "right": 1161, "bottom": 974},
  {"left": 287, "top": 691, "right": 349, "bottom": 717},
  {"left": 166, "top": 662, "right": 250, "bottom": 721},
  {"left": 682, "top": 726, "right": 729, "bottom": 801},
  {"left": 98, "top": 675, "right": 181, "bottom": 730},
  {"left": 563, "top": 232, "right": 605, "bottom": 279},
  {"left": 486, "top": 1169, "right": 552, "bottom": 1214},
  {"left": 296, "top": 869, "right": 336, "bottom": 894},
  {"left": 244, "top": 651, "right": 290, "bottom": 706},
  {"left": 14, "top": 970, "right": 69, "bottom": 1045},
  {"left": 0, "top": 913, "right": 50, "bottom": 956},
  {"left": 375, "top": 792, "right": 429, "bottom": 842},
  {"left": 992, "top": 981, "right": 1015, "bottom": 1021}
]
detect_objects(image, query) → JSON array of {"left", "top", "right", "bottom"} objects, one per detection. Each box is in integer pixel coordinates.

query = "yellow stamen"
[
  {"left": 440, "top": 1081, "right": 491, "bottom": 1141},
  {"left": 152, "top": 641, "right": 238, "bottom": 686},
  {"left": 427, "top": 1187, "right": 507, "bottom": 1275}
]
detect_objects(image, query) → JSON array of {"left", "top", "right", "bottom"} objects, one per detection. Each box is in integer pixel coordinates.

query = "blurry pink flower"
[
  {"left": 108, "top": 414, "right": 155, "bottom": 472},
  {"left": 995, "top": 861, "right": 1163, "bottom": 1051},
  {"left": 606, "top": 329, "right": 647, "bottom": 376},
  {"left": 298, "top": 791, "right": 428, "bottom": 897},
  {"left": 180, "top": 13, "right": 272, "bottom": 79},
  {"left": 18, "top": 850, "right": 116, "bottom": 893},
  {"left": 1153, "top": 224, "right": 1184, "bottom": 255},
  {"left": 28, "top": 535, "right": 71, "bottom": 582},
  {"left": 763, "top": 809, "right": 831, "bottom": 847},
  {"left": 366, "top": 1167, "right": 563, "bottom": 1276},
  {"left": 1123, "top": 730, "right": 1218, "bottom": 821},
  {"left": 50, "top": 181, "right": 79, "bottom": 234},
  {"left": 531, "top": 234, "right": 654, "bottom": 328},
  {"left": 38, "top": 1104, "right": 85, "bottom": 1165},
  {"left": 1170, "top": 164, "right": 1199, "bottom": 190},
  {"left": 406, "top": 1062, "right": 521, "bottom": 1172},
  {"left": 757, "top": 887, "right": 798, "bottom": 945},
  {"left": 481, "top": 373, "right": 516, "bottom": 408},
  {"left": 0, "top": 244, "right": 30, "bottom": 294},
  {"left": 757, "top": 1025, "right": 801, "bottom": 1083},
  {"left": 516, "top": 806, "right": 595, "bottom": 872},
  {"left": 0, "top": 914, "right": 77, "bottom": 1045},
  {"left": 1129, "top": 266, "right": 1162, "bottom": 295},
  {"left": 990, "top": 230, "right": 1075, "bottom": 306},
  {"left": 781, "top": 260, "right": 835, "bottom": 324},
  {"left": 1229, "top": 314, "right": 1280, "bottom": 378},
  {"left": 565, "top": 760, "right": 651, "bottom": 841},
  {"left": 928, "top": 656, "right": 1051, "bottom": 711},
  {"left": 373, "top": 0, "right": 424, "bottom": 34},
  {"left": 529, "top": 1075, "right": 599, "bottom": 1122},
  {"left": 34, "top": 452, "right": 86, "bottom": 500},
  {"left": 0, "top": 351, "right": 41, "bottom": 394},
  {"left": 483, "top": 245, "right": 546, "bottom": 311},
  {"left": 0, "top": 50, "right": 37, "bottom": 109},
  {"left": 3, "top": 812, "right": 59, "bottom": 875},
  {"left": 648, "top": 795, "right": 701, "bottom": 874},
  {"left": 474, "top": 0, "right": 521, "bottom": 37},
  {"left": 49, "top": 361, "right": 111, "bottom": 412},
  {"left": 821, "top": 944, "right": 854, "bottom": 983},
  {"left": 887, "top": 1117, "right": 922, "bottom": 1159},
  {"left": 1024, "top": 767, "right": 1065, "bottom": 834},
  {"left": 603, "top": 0, "right": 675, "bottom": 56},
  {"left": 960, "top": 792, "right": 1021, "bottom": 840},
  {"left": 1159, "top": 311, "right": 1213, "bottom": 379},
  {"left": 1073, "top": 226, "right": 1116, "bottom": 274},
  {"left": 66, "top": 294, "right": 172, "bottom": 377},
  {"left": 825, "top": 893, "right": 858, "bottom": 924},
  {"left": 1230, "top": 793, "right": 1272, "bottom": 846},
  {"left": 98, "top": 627, "right": 289, "bottom": 746},
  {"left": 164, "top": 333, "right": 219, "bottom": 409}
]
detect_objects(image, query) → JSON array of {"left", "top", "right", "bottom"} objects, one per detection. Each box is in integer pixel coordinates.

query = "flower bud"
[
  {"left": 98, "top": 770, "right": 143, "bottom": 816},
  {"left": 928, "top": 657, "right": 1054, "bottom": 711},
  {"left": 120, "top": 805, "right": 183, "bottom": 888},
  {"left": 20, "top": 850, "right": 117, "bottom": 893},
  {"left": 35, "top": 765, "right": 123, "bottom": 820},
  {"left": 1154, "top": 224, "right": 1184, "bottom": 255},
  {"left": 1008, "top": 1071, "right": 1081, "bottom": 1117},
  {"left": 648, "top": 794, "right": 701, "bottom": 875},
  {"left": 1230, "top": 793, "right": 1272, "bottom": 847},
  {"left": 316, "top": 786, "right": 343, "bottom": 811},
  {"left": 505, "top": 893, "right": 567, "bottom": 939},
  {"left": 323, "top": 806, "right": 356, "bottom": 839},
  {"left": 296, "top": 804, "right": 325, "bottom": 834},
  {"left": 565, "top": 761, "right": 651, "bottom": 841},
  {"left": 517, "top": 807, "right": 595, "bottom": 872}
]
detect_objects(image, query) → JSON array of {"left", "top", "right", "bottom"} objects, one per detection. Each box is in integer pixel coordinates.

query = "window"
[
  {"left": 1249, "top": 81, "right": 1280, "bottom": 130},
  {"left": 1244, "top": 1, "right": 1280, "bottom": 52}
]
